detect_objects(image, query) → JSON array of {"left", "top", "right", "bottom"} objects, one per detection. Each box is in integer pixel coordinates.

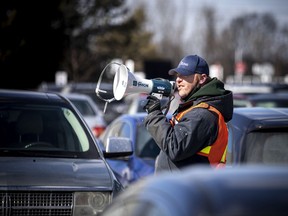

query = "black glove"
[{"left": 143, "top": 95, "right": 161, "bottom": 114}]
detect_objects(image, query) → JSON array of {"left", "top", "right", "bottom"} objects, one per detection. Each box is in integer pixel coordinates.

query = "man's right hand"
[{"left": 143, "top": 95, "right": 161, "bottom": 114}]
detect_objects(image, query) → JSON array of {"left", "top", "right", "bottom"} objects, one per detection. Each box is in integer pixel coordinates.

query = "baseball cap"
[{"left": 168, "top": 55, "right": 209, "bottom": 76}]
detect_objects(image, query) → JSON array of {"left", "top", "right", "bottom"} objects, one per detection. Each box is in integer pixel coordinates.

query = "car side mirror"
[{"left": 103, "top": 137, "right": 133, "bottom": 158}]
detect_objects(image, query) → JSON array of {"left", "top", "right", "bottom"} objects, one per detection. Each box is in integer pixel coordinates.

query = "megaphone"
[{"left": 113, "top": 63, "right": 175, "bottom": 100}]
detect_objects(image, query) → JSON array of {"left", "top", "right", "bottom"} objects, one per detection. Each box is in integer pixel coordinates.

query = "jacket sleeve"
[{"left": 143, "top": 108, "right": 218, "bottom": 162}]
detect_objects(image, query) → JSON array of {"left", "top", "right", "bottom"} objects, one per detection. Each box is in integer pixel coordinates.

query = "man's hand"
[{"left": 143, "top": 95, "right": 161, "bottom": 114}]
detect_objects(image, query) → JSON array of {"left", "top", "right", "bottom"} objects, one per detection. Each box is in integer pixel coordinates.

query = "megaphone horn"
[{"left": 113, "top": 64, "right": 175, "bottom": 100}]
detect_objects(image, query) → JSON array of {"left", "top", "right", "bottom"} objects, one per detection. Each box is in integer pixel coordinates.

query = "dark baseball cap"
[{"left": 168, "top": 55, "right": 209, "bottom": 76}]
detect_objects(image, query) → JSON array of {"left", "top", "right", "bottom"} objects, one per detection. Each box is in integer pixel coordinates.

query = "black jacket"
[{"left": 144, "top": 78, "right": 233, "bottom": 173}]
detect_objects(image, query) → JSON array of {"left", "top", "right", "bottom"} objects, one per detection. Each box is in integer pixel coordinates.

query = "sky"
[
  {"left": 128, "top": 0, "right": 288, "bottom": 30},
  {"left": 126, "top": 0, "right": 288, "bottom": 57},
  {"left": 206, "top": 0, "right": 288, "bottom": 27}
]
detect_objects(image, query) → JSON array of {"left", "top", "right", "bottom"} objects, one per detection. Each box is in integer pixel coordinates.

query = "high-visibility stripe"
[
  {"left": 170, "top": 102, "right": 228, "bottom": 167},
  {"left": 199, "top": 145, "right": 227, "bottom": 163}
]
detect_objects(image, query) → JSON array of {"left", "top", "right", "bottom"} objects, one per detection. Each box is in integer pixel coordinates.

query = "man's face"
[{"left": 175, "top": 74, "right": 200, "bottom": 99}]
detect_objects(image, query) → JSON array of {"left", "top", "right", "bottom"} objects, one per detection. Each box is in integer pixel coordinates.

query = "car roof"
[
  {"left": 230, "top": 107, "right": 288, "bottom": 131},
  {"left": 248, "top": 92, "right": 288, "bottom": 100},
  {"left": 61, "top": 92, "right": 104, "bottom": 108},
  {"left": 112, "top": 113, "right": 149, "bottom": 125},
  {"left": 115, "top": 112, "right": 173, "bottom": 121},
  {"left": 0, "top": 89, "right": 68, "bottom": 104},
  {"left": 233, "top": 107, "right": 288, "bottom": 119}
]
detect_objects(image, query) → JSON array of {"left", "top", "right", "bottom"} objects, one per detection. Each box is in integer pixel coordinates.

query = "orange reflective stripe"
[
  {"left": 174, "top": 103, "right": 209, "bottom": 122},
  {"left": 204, "top": 105, "right": 228, "bottom": 165},
  {"left": 170, "top": 102, "right": 228, "bottom": 166}
]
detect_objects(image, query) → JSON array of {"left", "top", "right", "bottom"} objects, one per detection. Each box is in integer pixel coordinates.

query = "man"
[{"left": 143, "top": 54, "right": 233, "bottom": 173}]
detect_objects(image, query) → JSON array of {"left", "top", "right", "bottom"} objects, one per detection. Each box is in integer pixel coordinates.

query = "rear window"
[
  {"left": 244, "top": 130, "right": 288, "bottom": 164},
  {"left": 69, "top": 98, "right": 96, "bottom": 116}
]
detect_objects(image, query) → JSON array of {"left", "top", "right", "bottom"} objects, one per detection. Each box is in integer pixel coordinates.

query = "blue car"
[{"left": 99, "top": 113, "right": 172, "bottom": 186}]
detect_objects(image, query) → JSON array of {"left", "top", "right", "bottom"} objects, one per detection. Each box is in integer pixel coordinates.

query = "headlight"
[{"left": 73, "top": 192, "right": 111, "bottom": 215}]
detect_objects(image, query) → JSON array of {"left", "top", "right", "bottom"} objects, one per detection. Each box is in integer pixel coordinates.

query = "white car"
[{"left": 63, "top": 93, "right": 107, "bottom": 137}]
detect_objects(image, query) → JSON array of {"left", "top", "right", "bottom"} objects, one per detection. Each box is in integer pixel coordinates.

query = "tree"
[
  {"left": 60, "top": 1, "right": 158, "bottom": 83},
  {"left": 0, "top": 0, "right": 72, "bottom": 89},
  {"left": 141, "top": 0, "right": 189, "bottom": 65},
  {"left": 217, "top": 13, "right": 288, "bottom": 78},
  {"left": 0, "top": 0, "right": 158, "bottom": 89}
]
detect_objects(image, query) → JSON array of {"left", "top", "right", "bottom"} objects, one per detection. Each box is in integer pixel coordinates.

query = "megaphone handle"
[{"left": 103, "top": 102, "right": 108, "bottom": 114}]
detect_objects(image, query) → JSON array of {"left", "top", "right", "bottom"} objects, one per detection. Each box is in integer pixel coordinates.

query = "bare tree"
[
  {"left": 143, "top": 0, "right": 190, "bottom": 64},
  {"left": 217, "top": 12, "right": 288, "bottom": 78}
]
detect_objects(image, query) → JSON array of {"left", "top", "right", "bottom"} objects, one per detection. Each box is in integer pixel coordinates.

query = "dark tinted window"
[
  {"left": 244, "top": 130, "right": 288, "bottom": 164},
  {"left": 0, "top": 104, "right": 98, "bottom": 158}
]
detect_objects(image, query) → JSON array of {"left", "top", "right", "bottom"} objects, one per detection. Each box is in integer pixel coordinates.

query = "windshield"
[
  {"left": 68, "top": 98, "right": 96, "bottom": 116},
  {"left": 0, "top": 104, "right": 99, "bottom": 158}
]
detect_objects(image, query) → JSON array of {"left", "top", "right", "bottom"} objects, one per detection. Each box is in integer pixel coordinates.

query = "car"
[
  {"left": 232, "top": 93, "right": 254, "bottom": 107},
  {"left": 0, "top": 89, "right": 132, "bottom": 216},
  {"left": 62, "top": 92, "right": 107, "bottom": 137},
  {"left": 62, "top": 82, "right": 128, "bottom": 124},
  {"left": 225, "top": 82, "right": 288, "bottom": 95},
  {"left": 247, "top": 92, "right": 288, "bottom": 108},
  {"left": 99, "top": 112, "right": 172, "bottom": 186},
  {"left": 233, "top": 92, "right": 288, "bottom": 108},
  {"left": 227, "top": 107, "right": 288, "bottom": 166},
  {"left": 101, "top": 165, "right": 288, "bottom": 216}
]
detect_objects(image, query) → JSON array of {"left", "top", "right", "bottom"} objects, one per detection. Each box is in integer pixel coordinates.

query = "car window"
[
  {"left": 136, "top": 124, "right": 160, "bottom": 159},
  {"left": 253, "top": 101, "right": 288, "bottom": 108},
  {"left": 69, "top": 98, "right": 96, "bottom": 116},
  {"left": 244, "top": 131, "right": 288, "bottom": 164},
  {"left": 101, "top": 121, "right": 132, "bottom": 147},
  {"left": 63, "top": 107, "right": 89, "bottom": 151},
  {"left": 0, "top": 104, "right": 99, "bottom": 158}
]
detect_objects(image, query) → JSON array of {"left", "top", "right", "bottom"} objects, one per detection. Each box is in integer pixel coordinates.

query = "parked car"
[
  {"left": 247, "top": 92, "right": 288, "bottom": 108},
  {"left": 99, "top": 112, "right": 172, "bottom": 185},
  {"left": 233, "top": 93, "right": 254, "bottom": 107},
  {"left": 62, "top": 93, "right": 107, "bottom": 137},
  {"left": 62, "top": 82, "right": 127, "bottom": 124},
  {"left": 0, "top": 89, "right": 132, "bottom": 216},
  {"left": 233, "top": 92, "right": 288, "bottom": 108},
  {"left": 227, "top": 107, "right": 288, "bottom": 166},
  {"left": 225, "top": 82, "right": 288, "bottom": 95},
  {"left": 101, "top": 165, "right": 288, "bottom": 216}
]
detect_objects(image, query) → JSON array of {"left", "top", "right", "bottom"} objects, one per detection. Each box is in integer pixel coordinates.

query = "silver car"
[{"left": 63, "top": 93, "right": 107, "bottom": 138}]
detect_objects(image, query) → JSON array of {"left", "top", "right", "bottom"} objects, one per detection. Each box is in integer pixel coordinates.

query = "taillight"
[{"left": 92, "top": 126, "right": 106, "bottom": 137}]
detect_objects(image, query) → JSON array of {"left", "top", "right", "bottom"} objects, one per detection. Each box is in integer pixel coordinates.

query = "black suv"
[{"left": 0, "top": 89, "right": 132, "bottom": 216}]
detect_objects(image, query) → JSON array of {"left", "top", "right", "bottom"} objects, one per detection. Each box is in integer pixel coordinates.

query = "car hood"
[{"left": 0, "top": 157, "right": 113, "bottom": 189}]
